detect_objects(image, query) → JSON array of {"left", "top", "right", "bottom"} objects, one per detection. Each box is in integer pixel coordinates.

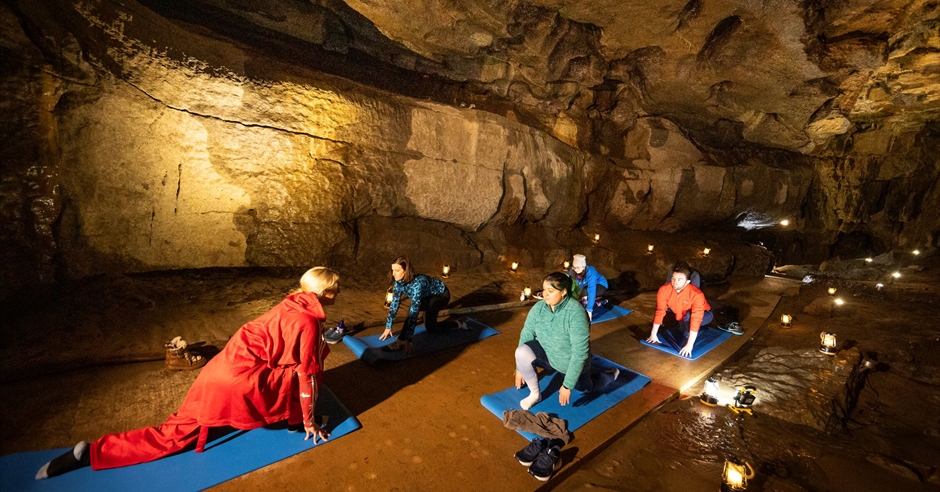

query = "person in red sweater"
[
  {"left": 645, "top": 261, "right": 713, "bottom": 358},
  {"left": 36, "top": 267, "right": 340, "bottom": 480}
]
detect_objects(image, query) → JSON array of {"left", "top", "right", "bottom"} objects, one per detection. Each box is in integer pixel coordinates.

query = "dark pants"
[
  {"left": 665, "top": 308, "right": 714, "bottom": 334},
  {"left": 401, "top": 288, "right": 456, "bottom": 341},
  {"left": 521, "top": 340, "right": 615, "bottom": 393}
]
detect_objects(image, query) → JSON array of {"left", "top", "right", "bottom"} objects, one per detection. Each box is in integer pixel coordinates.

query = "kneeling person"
[
  {"left": 646, "top": 261, "right": 713, "bottom": 358},
  {"left": 514, "top": 272, "right": 618, "bottom": 410}
]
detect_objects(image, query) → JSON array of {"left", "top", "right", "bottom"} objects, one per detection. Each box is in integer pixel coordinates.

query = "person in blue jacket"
[
  {"left": 380, "top": 256, "right": 461, "bottom": 355},
  {"left": 570, "top": 254, "right": 609, "bottom": 322}
]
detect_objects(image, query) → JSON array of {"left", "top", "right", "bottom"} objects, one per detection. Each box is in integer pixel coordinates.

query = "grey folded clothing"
[{"left": 502, "top": 409, "right": 572, "bottom": 444}]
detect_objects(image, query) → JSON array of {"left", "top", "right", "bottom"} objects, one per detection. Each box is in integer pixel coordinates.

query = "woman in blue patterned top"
[{"left": 381, "top": 256, "right": 459, "bottom": 355}]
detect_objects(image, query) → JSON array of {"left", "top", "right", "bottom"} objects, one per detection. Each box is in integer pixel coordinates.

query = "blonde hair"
[{"left": 290, "top": 267, "right": 341, "bottom": 296}]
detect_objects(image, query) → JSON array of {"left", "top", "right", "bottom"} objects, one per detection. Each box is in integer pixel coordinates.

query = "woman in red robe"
[{"left": 36, "top": 267, "right": 340, "bottom": 479}]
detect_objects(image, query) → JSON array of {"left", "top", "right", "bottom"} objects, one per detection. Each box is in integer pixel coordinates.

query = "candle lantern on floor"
[
  {"left": 524, "top": 287, "right": 532, "bottom": 299},
  {"left": 827, "top": 287, "right": 837, "bottom": 295},
  {"left": 728, "top": 385, "right": 757, "bottom": 415},
  {"left": 865, "top": 257, "right": 873, "bottom": 263},
  {"left": 721, "top": 458, "right": 754, "bottom": 492},
  {"left": 442, "top": 264, "right": 450, "bottom": 278},
  {"left": 702, "top": 247, "right": 711, "bottom": 257},
  {"left": 563, "top": 260, "right": 570, "bottom": 270},
  {"left": 819, "top": 332, "right": 838, "bottom": 355},
  {"left": 913, "top": 249, "right": 920, "bottom": 256},
  {"left": 647, "top": 244, "right": 654, "bottom": 254},
  {"left": 594, "top": 233, "right": 601, "bottom": 243},
  {"left": 699, "top": 377, "right": 720, "bottom": 406},
  {"left": 384, "top": 290, "right": 394, "bottom": 308},
  {"left": 511, "top": 262, "right": 519, "bottom": 273},
  {"left": 780, "top": 219, "right": 789, "bottom": 226},
  {"left": 892, "top": 271, "right": 901, "bottom": 279},
  {"left": 519, "top": 290, "right": 526, "bottom": 301},
  {"left": 780, "top": 314, "right": 792, "bottom": 327}
]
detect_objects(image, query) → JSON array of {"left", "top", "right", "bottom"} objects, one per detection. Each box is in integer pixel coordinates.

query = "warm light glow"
[
  {"left": 594, "top": 233, "right": 601, "bottom": 242},
  {"left": 384, "top": 291, "right": 394, "bottom": 307},
  {"left": 820, "top": 331, "right": 838, "bottom": 355},
  {"left": 780, "top": 314, "right": 792, "bottom": 327},
  {"left": 563, "top": 260, "right": 570, "bottom": 269},
  {"left": 524, "top": 287, "right": 532, "bottom": 298},
  {"left": 865, "top": 257, "right": 873, "bottom": 262},
  {"left": 722, "top": 460, "right": 752, "bottom": 490},
  {"left": 511, "top": 262, "right": 519, "bottom": 272},
  {"left": 700, "top": 377, "right": 720, "bottom": 405},
  {"left": 780, "top": 219, "right": 790, "bottom": 226},
  {"left": 442, "top": 265, "right": 450, "bottom": 277},
  {"left": 913, "top": 249, "right": 920, "bottom": 255},
  {"left": 876, "top": 283, "right": 884, "bottom": 289},
  {"left": 827, "top": 287, "right": 837, "bottom": 295},
  {"left": 519, "top": 290, "right": 526, "bottom": 302},
  {"left": 647, "top": 244, "right": 654, "bottom": 253},
  {"left": 834, "top": 298, "right": 844, "bottom": 306},
  {"left": 892, "top": 271, "right": 901, "bottom": 278},
  {"left": 726, "top": 467, "right": 744, "bottom": 487},
  {"left": 703, "top": 247, "right": 711, "bottom": 256}
]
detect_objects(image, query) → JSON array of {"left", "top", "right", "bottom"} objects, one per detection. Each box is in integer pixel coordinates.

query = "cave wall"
[{"left": 1, "top": 0, "right": 938, "bottom": 297}]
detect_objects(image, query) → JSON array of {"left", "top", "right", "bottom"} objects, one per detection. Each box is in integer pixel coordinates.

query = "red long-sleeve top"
[{"left": 653, "top": 282, "right": 712, "bottom": 333}]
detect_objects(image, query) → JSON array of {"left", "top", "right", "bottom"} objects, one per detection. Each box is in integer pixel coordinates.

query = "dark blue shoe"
[
  {"left": 528, "top": 444, "right": 561, "bottom": 481},
  {"left": 514, "top": 438, "right": 546, "bottom": 466},
  {"left": 324, "top": 326, "right": 347, "bottom": 344}
]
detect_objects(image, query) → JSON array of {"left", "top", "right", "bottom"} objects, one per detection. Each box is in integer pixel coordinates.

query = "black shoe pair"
[{"left": 514, "top": 438, "right": 561, "bottom": 481}]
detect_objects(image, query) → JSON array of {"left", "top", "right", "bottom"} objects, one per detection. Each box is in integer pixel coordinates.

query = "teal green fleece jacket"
[{"left": 518, "top": 294, "right": 591, "bottom": 389}]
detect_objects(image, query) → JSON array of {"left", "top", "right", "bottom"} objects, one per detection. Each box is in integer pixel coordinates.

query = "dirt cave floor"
[{"left": 1, "top": 259, "right": 939, "bottom": 491}]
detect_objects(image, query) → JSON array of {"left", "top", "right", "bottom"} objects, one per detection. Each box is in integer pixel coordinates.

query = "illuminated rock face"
[{"left": 0, "top": 0, "right": 938, "bottom": 294}]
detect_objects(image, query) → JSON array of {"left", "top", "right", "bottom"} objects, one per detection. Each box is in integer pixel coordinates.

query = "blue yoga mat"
[
  {"left": 0, "top": 386, "right": 360, "bottom": 492},
  {"left": 591, "top": 304, "right": 632, "bottom": 324},
  {"left": 640, "top": 325, "right": 732, "bottom": 360},
  {"left": 480, "top": 356, "right": 651, "bottom": 440},
  {"left": 343, "top": 317, "right": 499, "bottom": 364}
]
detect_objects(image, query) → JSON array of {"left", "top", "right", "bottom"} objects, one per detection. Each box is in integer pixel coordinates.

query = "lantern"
[
  {"left": 702, "top": 247, "right": 711, "bottom": 257},
  {"left": 442, "top": 265, "right": 450, "bottom": 278},
  {"left": 519, "top": 290, "right": 526, "bottom": 302},
  {"left": 780, "top": 314, "right": 792, "bottom": 327},
  {"left": 563, "top": 260, "right": 570, "bottom": 270},
  {"left": 865, "top": 257, "right": 873, "bottom": 263},
  {"left": 819, "top": 332, "right": 837, "bottom": 355},
  {"left": 833, "top": 298, "right": 844, "bottom": 306},
  {"left": 384, "top": 291, "right": 394, "bottom": 308},
  {"left": 827, "top": 287, "right": 837, "bottom": 295},
  {"left": 779, "top": 219, "right": 790, "bottom": 226},
  {"left": 892, "top": 271, "right": 901, "bottom": 279},
  {"left": 699, "top": 377, "right": 720, "bottom": 406},
  {"left": 647, "top": 244, "right": 655, "bottom": 254},
  {"left": 913, "top": 249, "right": 920, "bottom": 255},
  {"left": 524, "top": 287, "right": 532, "bottom": 299},
  {"left": 594, "top": 233, "right": 601, "bottom": 243},
  {"left": 728, "top": 386, "right": 757, "bottom": 415},
  {"left": 721, "top": 458, "right": 754, "bottom": 492},
  {"left": 510, "top": 262, "right": 519, "bottom": 272}
]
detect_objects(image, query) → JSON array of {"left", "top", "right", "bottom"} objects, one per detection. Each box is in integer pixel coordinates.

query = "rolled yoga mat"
[
  {"left": 0, "top": 386, "right": 360, "bottom": 492},
  {"left": 342, "top": 317, "right": 499, "bottom": 364},
  {"left": 640, "top": 325, "right": 732, "bottom": 360},
  {"left": 480, "top": 355, "right": 651, "bottom": 441}
]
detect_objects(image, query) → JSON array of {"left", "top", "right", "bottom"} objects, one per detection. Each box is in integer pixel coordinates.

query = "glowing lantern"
[
  {"left": 819, "top": 332, "right": 838, "bottom": 355},
  {"left": 442, "top": 265, "right": 450, "bottom": 278},
  {"left": 780, "top": 314, "right": 792, "bottom": 327},
  {"left": 647, "top": 244, "right": 655, "bottom": 254},
  {"left": 728, "top": 385, "right": 757, "bottom": 415},
  {"left": 523, "top": 287, "right": 532, "bottom": 298},
  {"left": 865, "top": 257, "right": 873, "bottom": 263},
  {"left": 833, "top": 298, "right": 844, "bottom": 306},
  {"left": 699, "top": 377, "right": 719, "bottom": 406},
  {"left": 511, "top": 262, "right": 519, "bottom": 272},
  {"left": 827, "top": 287, "right": 837, "bottom": 295},
  {"left": 780, "top": 219, "right": 790, "bottom": 226},
  {"left": 563, "top": 260, "right": 570, "bottom": 270},
  {"left": 384, "top": 291, "right": 394, "bottom": 308},
  {"left": 594, "top": 233, "right": 601, "bottom": 243},
  {"left": 721, "top": 458, "right": 754, "bottom": 492},
  {"left": 702, "top": 247, "right": 711, "bottom": 257},
  {"left": 519, "top": 290, "right": 526, "bottom": 302},
  {"left": 913, "top": 249, "right": 920, "bottom": 255},
  {"left": 892, "top": 271, "right": 901, "bottom": 279}
]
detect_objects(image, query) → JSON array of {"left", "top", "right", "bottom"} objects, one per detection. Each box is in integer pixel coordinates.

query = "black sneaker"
[
  {"left": 528, "top": 444, "right": 561, "bottom": 481},
  {"left": 324, "top": 326, "right": 346, "bottom": 344},
  {"left": 514, "top": 438, "right": 547, "bottom": 466}
]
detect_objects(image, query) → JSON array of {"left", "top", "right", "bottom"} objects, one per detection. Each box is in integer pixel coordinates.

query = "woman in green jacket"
[{"left": 514, "top": 271, "right": 619, "bottom": 410}]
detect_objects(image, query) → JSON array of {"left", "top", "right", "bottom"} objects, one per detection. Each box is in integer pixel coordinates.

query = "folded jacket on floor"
[{"left": 501, "top": 410, "right": 571, "bottom": 444}]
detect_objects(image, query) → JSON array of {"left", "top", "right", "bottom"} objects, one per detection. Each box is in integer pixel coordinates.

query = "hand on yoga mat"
[
  {"left": 514, "top": 370, "right": 526, "bottom": 389},
  {"left": 304, "top": 423, "right": 330, "bottom": 444},
  {"left": 379, "top": 328, "right": 394, "bottom": 340},
  {"left": 559, "top": 386, "right": 571, "bottom": 406}
]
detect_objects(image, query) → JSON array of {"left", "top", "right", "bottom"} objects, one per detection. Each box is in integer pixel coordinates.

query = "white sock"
[
  {"left": 35, "top": 462, "right": 49, "bottom": 480},
  {"left": 520, "top": 389, "right": 541, "bottom": 410}
]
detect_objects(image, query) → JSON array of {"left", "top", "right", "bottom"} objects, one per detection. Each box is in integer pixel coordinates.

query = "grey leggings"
[{"left": 515, "top": 340, "right": 614, "bottom": 393}]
